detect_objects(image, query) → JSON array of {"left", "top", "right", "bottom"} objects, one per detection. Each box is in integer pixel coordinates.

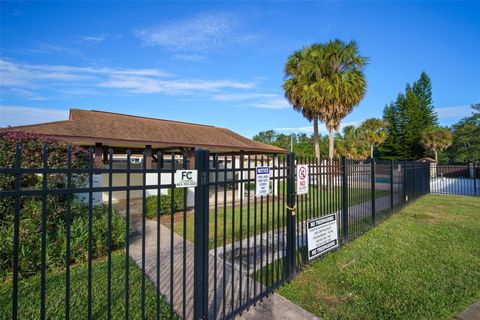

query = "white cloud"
[
  {"left": 135, "top": 12, "right": 257, "bottom": 53},
  {"left": 8, "top": 88, "right": 46, "bottom": 101},
  {"left": 274, "top": 120, "right": 363, "bottom": 135},
  {"left": 77, "top": 33, "right": 109, "bottom": 44},
  {"left": 99, "top": 77, "right": 255, "bottom": 94},
  {"left": 0, "top": 105, "right": 69, "bottom": 127},
  {"left": 28, "top": 43, "right": 85, "bottom": 57},
  {"left": 0, "top": 58, "right": 256, "bottom": 97},
  {"left": 211, "top": 92, "right": 290, "bottom": 110},
  {"left": 171, "top": 54, "right": 206, "bottom": 62},
  {"left": 211, "top": 93, "right": 277, "bottom": 101},
  {"left": 273, "top": 126, "right": 314, "bottom": 133},
  {"left": 435, "top": 105, "right": 473, "bottom": 119},
  {"left": 247, "top": 97, "right": 290, "bottom": 110}
]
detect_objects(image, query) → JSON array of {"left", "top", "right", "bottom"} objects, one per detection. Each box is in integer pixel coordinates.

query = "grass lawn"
[
  {"left": 277, "top": 195, "right": 480, "bottom": 320},
  {"left": 0, "top": 251, "right": 176, "bottom": 320},
  {"left": 167, "top": 187, "right": 389, "bottom": 248}
]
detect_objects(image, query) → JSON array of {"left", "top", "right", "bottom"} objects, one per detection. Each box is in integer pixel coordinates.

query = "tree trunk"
[
  {"left": 434, "top": 150, "right": 438, "bottom": 161},
  {"left": 370, "top": 144, "right": 374, "bottom": 159},
  {"left": 328, "top": 127, "right": 334, "bottom": 160},
  {"left": 313, "top": 118, "right": 321, "bottom": 159}
]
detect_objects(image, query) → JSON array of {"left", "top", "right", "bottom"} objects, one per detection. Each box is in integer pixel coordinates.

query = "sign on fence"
[
  {"left": 307, "top": 213, "right": 339, "bottom": 260},
  {"left": 174, "top": 170, "right": 198, "bottom": 188},
  {"left": 255, "top": 166, "right": 270, "bottom": 196},
  {"left": 296, "top": 164, "right": 309, "bottom": 195}
]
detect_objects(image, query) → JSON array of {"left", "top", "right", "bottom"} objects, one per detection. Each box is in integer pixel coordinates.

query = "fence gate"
[{"left": 193, "top": 150, "right": 293, "bottom": 319}]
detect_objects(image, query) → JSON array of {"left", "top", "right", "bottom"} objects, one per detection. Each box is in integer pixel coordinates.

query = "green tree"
[
  {"left": 252, "top": 130, "right": 327, "bottom": 159},
  {"left": 284, "top": 39, "right": 368, "bottom": 159},
  {"left": 447, "top": 104, "right": 480, "bottom": 163},
  {"left": 420, "top": 127, "right": 453, "bottom": 161},
  {"left": 413, "top": 71, "right": 438, "bottom": 127},
  {"left": 380, "top": 72, "right": 439, "bottom": 159},
  {"left": 380, "top": 101, "right": 401, "bottom": 159},
  {"left": 252, "top": 130, "right": 277, "bottom": 145},
  {"left": 284, "top": 49, "right": 322, "bottom": 158},
  {"left": 360, "top": 118, "right": 387, "bottom": 158},
  {"left": 335, "top": 125, "right": 369, "bottom": 160}
]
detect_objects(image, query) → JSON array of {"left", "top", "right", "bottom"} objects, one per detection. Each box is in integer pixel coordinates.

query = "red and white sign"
[{"left": 296, "top": 164, "right": 309, "bottom": 195}]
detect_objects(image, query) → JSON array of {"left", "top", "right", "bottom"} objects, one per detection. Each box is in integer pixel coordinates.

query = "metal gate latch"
[{"left": 286, "top": 204, "right": 296, "bottom": 216}]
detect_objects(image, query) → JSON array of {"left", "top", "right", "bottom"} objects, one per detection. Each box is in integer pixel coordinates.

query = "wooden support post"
[
  {"left": 94, "top": 142, "right": 103, "bottom": 168},
  {"left": 102, "top": 147, "right": 108, "bottom": 165},
  {"left": 145, "top": 145, "right": 152, "bottom": 169},
  {"left": 188, "top": 150, "right": 196, "bottom": 169}
]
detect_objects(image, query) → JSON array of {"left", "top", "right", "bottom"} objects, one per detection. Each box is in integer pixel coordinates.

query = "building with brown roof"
[{"left": 3, "top": 109, "right": 285, "bottom": 168}]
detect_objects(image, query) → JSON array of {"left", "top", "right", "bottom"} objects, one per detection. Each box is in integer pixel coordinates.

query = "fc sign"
[{"left": 174, "top": 170, "right": 198, "bottom": 188}]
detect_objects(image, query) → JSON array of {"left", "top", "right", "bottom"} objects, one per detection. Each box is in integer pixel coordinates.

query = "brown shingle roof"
[{"left": 4, "top": 109, "right": 286, "bottom": 153}]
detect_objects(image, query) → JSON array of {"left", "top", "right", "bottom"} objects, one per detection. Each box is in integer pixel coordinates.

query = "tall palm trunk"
[
  {"left": 313, "top": 117, "right": 320, "bottom": 159},
  {"left": 328, "top": 127, "right": 334, "bottom": 159}
]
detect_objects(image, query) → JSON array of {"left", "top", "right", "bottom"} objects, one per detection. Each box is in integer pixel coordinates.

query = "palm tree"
[
  {"left": 336, "top": 125, "right": 369, "bottom": 160},
  {"left": 360, "top": 118, "right": 387, "bottom": 158},
  {"left": 284, "top": 49, "right": 323, "bottom": 159},
  {"left": 420, "top": 127, "right": 453, "bottom": 161},
  {"left": 284, "top": 40, "right": 368, "bottom": 160}
]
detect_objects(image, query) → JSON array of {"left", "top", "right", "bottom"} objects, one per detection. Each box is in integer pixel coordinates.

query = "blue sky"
[{"left": 1, "top": 1, "right": 479, "bottom": 138}]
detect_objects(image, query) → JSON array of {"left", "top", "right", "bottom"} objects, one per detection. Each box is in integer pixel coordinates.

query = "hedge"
[{"left": 145, "top": 188, "right": 186, "bottom": 218}]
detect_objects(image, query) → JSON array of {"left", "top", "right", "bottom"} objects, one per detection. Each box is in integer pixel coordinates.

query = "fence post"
[
  {"left": 426, "top": 162, "right": 431, "bottom": 195},
  {"left": 413, "top": 161, "right": 417, "bottom": 200},
  {"left": 285, "top": 152, "right": 296, "bottom": 281},
  {"left": 403, "top": 160, "right": 407, "bottom": 203},
  {"left": 341, "top": 156, "right": 349, "bottom": 243},
  {"left": 474, "top": 163, "right": 477, "bottom": 196},
  {"left": 371, "top": 158, "right": 376, "bottom": 225},
  {"left": 390, "top": 159, "right": 394, "bottom": 213},
  {"left": 193, "top": 149, "right": 210, "bottom": 320}
]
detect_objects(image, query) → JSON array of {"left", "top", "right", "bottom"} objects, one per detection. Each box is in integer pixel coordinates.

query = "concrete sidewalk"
[
  {"left": 121, "top": 193, "right": 394, "bottom": 320},
  {"left": 125, "top": 206, "right": 316, "bottom": 320},
  {"left": 456, "top": 300, "right": 480, "bottom": 320}
]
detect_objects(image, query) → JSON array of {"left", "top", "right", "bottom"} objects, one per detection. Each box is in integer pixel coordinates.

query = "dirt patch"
[
  {"left": 411, "top": 205, "right": 459, "bottom": 225},
  {"left": 157, "top": 209, "right": 194, "bottom": 225},
  {"left": 314, "top": 287, "right": 353, "bottom": 314},
  {"left": 412, "top": 213, "right": 442, "bottom": 225}
]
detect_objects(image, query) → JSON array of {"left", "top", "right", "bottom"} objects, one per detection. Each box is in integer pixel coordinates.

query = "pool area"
[
  {"left": 375, "top": 177, "right": 390, "bottom": 183},
  {"left": 430, "top": 177, "right": 479, "bottom": 196}
]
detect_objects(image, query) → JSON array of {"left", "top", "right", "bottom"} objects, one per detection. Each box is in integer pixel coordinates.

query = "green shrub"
[
  {"left": 246, "top": 182, "right": 256, "bottom": 190},
  {"left": 0, "top": 132, "right": 126, "bottom": 281},
  {"left": 0, "top": 199, "right": 126, "bottom": 281},
  {"left": 145, "top": 188, "right": 187, "bottom": 219}
]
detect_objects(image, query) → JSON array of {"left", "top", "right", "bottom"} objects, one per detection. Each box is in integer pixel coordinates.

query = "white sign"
[
  {"left": 296, "top": 164, "right": 309, "bottom": 195},
  {"left": 174, "top": 170, "right": 198, "bottom": 188},
  {"left": 255, "top": 166, "right": 270, "bottom": 196},
  {"left": 307, "top": 213, "right": 339, "bottom": 260}
]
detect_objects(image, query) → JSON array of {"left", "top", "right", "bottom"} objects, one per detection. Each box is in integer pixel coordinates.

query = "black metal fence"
[
  {"left": 1, "top": 145, "right": 433, "bottom": 320},
  {"left": 430, "top": 163, "right": 479, "bottom": 196}
]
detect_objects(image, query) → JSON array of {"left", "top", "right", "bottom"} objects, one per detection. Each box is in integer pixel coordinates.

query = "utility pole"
[{"left": 290, "top": 133, "right": 293, "bottom": 152}]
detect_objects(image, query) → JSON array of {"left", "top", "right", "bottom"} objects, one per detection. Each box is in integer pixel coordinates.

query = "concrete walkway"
[
  {"left": 238, "top": 293, "right": 321, "bottom": 320},
  {"left": 121, "top": 193, "right": 394, "bottom": 320},
  {"left": 128, "top": 208, "right": 258, "bottom": 320},
  {"left": 456, "top": 300, "right": 480, "bottom": 320},
  {"left": 217, "top": 194, "right": 394, "bottom": 276},
  {"left": 122, "top": 203, "right": 320, "bottom": 320}
]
